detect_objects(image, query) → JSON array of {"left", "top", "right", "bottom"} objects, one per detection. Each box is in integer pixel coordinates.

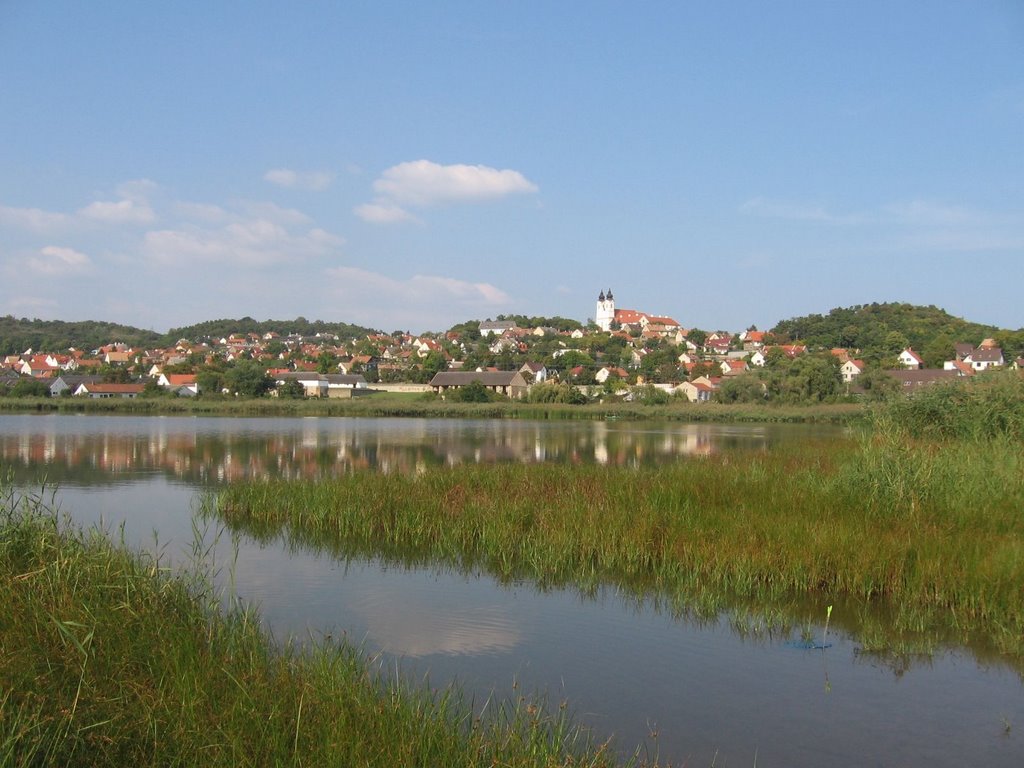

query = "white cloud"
[
  {"left": 79, "top": 198, "right": 156, "bottom": 224},
  {"left": 324, "top": 266, "right": 511, "bottom": 329},
  {"left": 233, "top": 200, "right": 312, "bottom": 227},
  {"left": 356, "top": 159, "right": 538, "bottom": 224},
  {"left": 375, "top": 160, "right": 538, "bottom": 206},
  {"left": 172, "top": 201, "right": 231, "bottom": 224},
  {"left": 28, "top": 245, "right": 93, "bottom": 275},
  {"left": 143, "top": 213, "right": 343, "bottom": 268},
  {"left": 264, "top": 168, "right": 334, "bottom": 191},
  {"left": 0, "top": 205, "right": 69, "bottom": 232},
  {"left": 353, "top": 202, "right": 419, "bottom": 224}
]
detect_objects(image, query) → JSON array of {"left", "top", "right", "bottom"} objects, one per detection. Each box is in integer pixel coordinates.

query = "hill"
[
  {"left": 0, "top": 316, "right": 381, "bottom": 356},
  {"left": 0, "top": 316, "right": 164, "bottom": 356},
  {"left": 164, "top": 317, "right": 380, "bottom": 343},
  {"left": 770, "top": 303, "right": 1023, "bottom": 366}
]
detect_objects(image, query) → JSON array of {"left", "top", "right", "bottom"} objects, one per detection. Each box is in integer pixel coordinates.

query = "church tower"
[{"left": 595, "top": 289, "right": 615, "bottom": 332}]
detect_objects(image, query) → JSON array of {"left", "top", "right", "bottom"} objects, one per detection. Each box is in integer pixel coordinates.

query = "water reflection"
[
  {"left": 0, "top": 414, "right": 837, "bottom": 485},
  {"left": 4, "top": 415, "right": 1023, "bottom": 766}
]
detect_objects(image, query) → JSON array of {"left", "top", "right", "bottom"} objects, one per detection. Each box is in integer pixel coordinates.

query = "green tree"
[
  {"left": 716, "top": 376, "right": 766, "bottom": 403},
  {"left": 278, "top": 380, "right": 305, "bottom": 399},
  {"left": 6, "top": 378, "right": 50, "bottom": 398},
  {"left": 223, "top": 361, "right": 272, "bottom": 397},
  {"left": 450, "top": 380, "right": 497, "bottom": 403},
  {"left": 196, "top": 369, "right": 225, "bottom": 396}
]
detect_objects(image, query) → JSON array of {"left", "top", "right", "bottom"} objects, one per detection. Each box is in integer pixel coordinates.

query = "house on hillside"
[
  {"left": 519, "top": 361, "right": 548, "bottom": 383},
  {"left": 942, "top": 360, "right": 976, "bottom": 377},
  {"left": 720, "top": 359, "right": 749, "bottom": 376},
  {"left": 839, "top": 359, "right": 866, "bottom": 384},
  {"left": 963, "top": 347, "right": 1004, "bottom": 371},
  {"left": 884, "top": 369, "right": 960, "bottom": 390},
  {"left": 479, "top": 320, "right": 517, "bottom": 337},
  {"left": 898, "top": 348, "right": 924, "bottom": 369},
  {"left": 595, "top": 366, "right": 628, "bottom": 384}
]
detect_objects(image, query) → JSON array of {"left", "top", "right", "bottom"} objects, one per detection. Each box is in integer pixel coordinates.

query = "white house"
[
  {"left": 898, "top": 349, "right": 924, "bottom": 369},
  {"left": 479, "top": 320, "right": 517, "bottom": 337},
  {"left": 839, "top": 359, "right": 866, "bottom": 383},
  {"left": 963, "top": 347, "right": 1004, "bottom": 370}
]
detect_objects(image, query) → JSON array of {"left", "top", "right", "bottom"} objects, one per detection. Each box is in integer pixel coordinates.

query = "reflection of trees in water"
[{"left": 0, "top": 423, "right": 770, "bottom": 486}]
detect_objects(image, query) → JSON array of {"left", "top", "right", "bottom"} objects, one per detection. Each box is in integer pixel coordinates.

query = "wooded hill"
[
  {"left": 164, "top": 317, "right": 380, "bottom": 344},
  {"left": 2, "top": 304, "right": 1021, "bottom": 364},
  {"left": 0, "top": 316, "right": 380, "bottom": 356},
  {"left": 770, "top": 303, "right": 1023, "bottom": 366},
  {"left": 0, "top": 316, "right": 164, "bottom": 356}
]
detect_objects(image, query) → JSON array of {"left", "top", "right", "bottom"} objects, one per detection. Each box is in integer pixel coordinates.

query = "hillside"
[
  {"left": 0, "top": 316, "right": 381, "bottom": 356},
  {"left": 0, "top": 316, "right": 164, "bottom": 356},
  {"left": 164, "top": 317, "right": 380, "bottom": 344},
  {"left": 770, "top": 303, "right": 1023, "bottom": 365}
]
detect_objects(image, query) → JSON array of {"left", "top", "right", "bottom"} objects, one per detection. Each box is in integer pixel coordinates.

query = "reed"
[
  {"left": 213, "top": 435, "right": 1024, "bottom": 658},
  {"left": 0, "top": 487, "right": 655, "bottom": 767},
  {"left": 0, "top": 393, "right": 864, "bottom": 424}
]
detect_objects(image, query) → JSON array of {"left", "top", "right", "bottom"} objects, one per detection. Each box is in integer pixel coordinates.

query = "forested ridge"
[
  {"left": 770, "top": 302, "right": 1023, "bottom": 365},
  {"left": 0, "top": 316, "right": 380, "bottom": 355},
  {"left": 2, "top": 304, "right": 1021, "bottom": 362}
]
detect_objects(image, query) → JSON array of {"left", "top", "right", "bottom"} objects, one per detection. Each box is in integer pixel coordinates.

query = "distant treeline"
[{"left": 3, "top": 303, "right": 1022, "bottom": 361}]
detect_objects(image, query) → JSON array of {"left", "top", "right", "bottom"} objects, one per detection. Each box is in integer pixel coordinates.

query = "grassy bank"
[
  {"left": 214, "top": 428, "right": 1024, "bottom": 659},
  {"left": 0, "top": 488, "right": 654, "bottom": 767},
  {"left": 0, "top": 392, "right": 863, "bottom": 424}
]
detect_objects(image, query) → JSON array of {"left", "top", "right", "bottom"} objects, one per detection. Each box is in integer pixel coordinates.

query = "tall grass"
[
  {"left": 867, "top": 369, "right": 1024, "bottom": 441},
  {"left": 214, "top": 433, "right": 1024, "bottom": 658},
  {"left": 0, "top": 392, "right": 864, "bottom": 424},
  {"left": 0, "top": 486, "right": 654, "bottom": 767}
]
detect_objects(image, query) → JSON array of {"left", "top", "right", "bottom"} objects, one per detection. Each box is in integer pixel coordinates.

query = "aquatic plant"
[
  {"left": 213, "top": 435, "right": 1024, "bottom": 658},
  {"left": 0, "top": 485, "right": 659, "bottom": 767}
]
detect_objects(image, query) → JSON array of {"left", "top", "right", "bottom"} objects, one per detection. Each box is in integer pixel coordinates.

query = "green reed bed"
[
  {"left": 0, "top": 393, "right": 863, "bottom": 424},
  {"left": 0, "top": 488, "right": 653, "bottom": 768},
  {"left": 215, "top": 433, "right": 1024, "bottom": 657}
]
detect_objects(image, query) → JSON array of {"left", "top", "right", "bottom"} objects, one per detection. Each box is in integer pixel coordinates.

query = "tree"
[
  {"left": 450, "top": 381, "right": 497, "bottom": 403},
  {"left": 278, "top": 380, "right": 305, "bottom": 399},
  {"left": 716, "top": 376, "right": 766, "bottom": 403},
  {"left": 223, "top": 361, "right": 272, "bottom": 397},
  {"left": 857, "top": 367, "right": 900, "bottom": 401},
  {"left": 6, "top": 378, "right": 50, "bottom": 398},
  {"left": 196, "top": 369, "right": 225, "bottom": 396},
  {"left": 316, "top": 351, "right": 337, "bottom": 374},
  {"left": 687, "top": 329, "right": 708, "bottom": 347}
]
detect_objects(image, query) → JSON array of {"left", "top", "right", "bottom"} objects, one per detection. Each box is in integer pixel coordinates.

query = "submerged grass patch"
[
  {"left": 0, "top": 487, "right": 655, "bottom": 767},
  {"left": 214, "top": 434, "right": 1024, "bottom": 659}
]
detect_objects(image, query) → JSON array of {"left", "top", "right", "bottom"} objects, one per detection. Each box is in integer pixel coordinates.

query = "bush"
[{"left": 527, "top": 382, "right": 587, "bottom": 405}]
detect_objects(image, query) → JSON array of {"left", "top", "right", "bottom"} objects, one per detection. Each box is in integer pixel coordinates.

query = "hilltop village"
[{"left": 1, "top": 293, "right": 1021, "bottom": 403}]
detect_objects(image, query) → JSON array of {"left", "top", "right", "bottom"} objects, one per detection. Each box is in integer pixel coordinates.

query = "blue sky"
[{"left": 1, "top": 2, "right": 1022, "bottom": 334}]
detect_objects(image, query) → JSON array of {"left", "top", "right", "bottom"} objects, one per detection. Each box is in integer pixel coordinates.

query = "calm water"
[{"left": 3, "top": 414, "right": 1021, "bottom": 767}]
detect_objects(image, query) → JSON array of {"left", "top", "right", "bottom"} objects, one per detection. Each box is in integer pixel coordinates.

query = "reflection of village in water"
[{"left": 0, "top": 417, "right": 778, "bottom": 486}]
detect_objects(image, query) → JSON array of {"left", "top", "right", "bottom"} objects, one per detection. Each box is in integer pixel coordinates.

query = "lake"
[{"left": 2, "top": 413, "right": 1021, "bottom": 767}]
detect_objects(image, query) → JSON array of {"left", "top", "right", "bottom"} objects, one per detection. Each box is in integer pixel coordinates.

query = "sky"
[{"left": 1, "top": 2, "right": 1022, "bottom": 335}]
